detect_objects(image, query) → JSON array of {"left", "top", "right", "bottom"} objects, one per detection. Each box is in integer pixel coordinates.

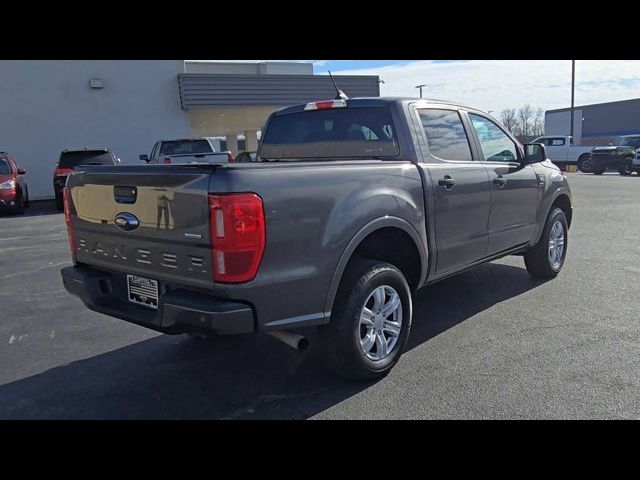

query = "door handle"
[
  {"left": 493, "top": 175, "right": 507, "bottom": 188},
  {"left": 438, "top": 175, "right": 456, "bottom": 189}
]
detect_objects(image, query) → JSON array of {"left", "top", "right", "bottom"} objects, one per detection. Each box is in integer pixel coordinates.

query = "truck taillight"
[
  {"left": 54, "top": 167, "right": 73, "bottom": 177},
  {"left": 209, "top": 193, "right": 265, "bottom": 284},
  {"left": 304, "top": 99, "right": 347, "bottom": 110},
  {"left": 63, "top": 187, "right": 77, "bottom": 255},
  {"left": 163, "top": 157, "right": 172, "bottom": 164},
  {"left": 227, "top": 153, "right": 235, "bottom": 163}
]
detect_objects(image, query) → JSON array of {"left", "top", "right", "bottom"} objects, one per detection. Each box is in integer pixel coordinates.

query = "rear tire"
[
  {"left": 55, "top": 193, "right": 64, "bottom": 211},
  {"left": 319, "top": 260, "right": 412, "bottom": 382},
  {"left": 24, "top": 188, "right": 29, "bottom": 208},
  {"left": 577, "top": 154, "right": 591, "bottom": 172},
  {"left": 524, "top": 207, "right": 568, "bottom": 279}
]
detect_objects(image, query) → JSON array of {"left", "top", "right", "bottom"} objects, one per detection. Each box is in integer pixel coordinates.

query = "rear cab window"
[
  {"left": 160, "top": 140, "right": 213, "bottom": 155},
  {"left": 59, "top": 150, "right": 115, "bottom": 168},
  {"left": 260, "top": 106, "right": 399, "bottom": 160}
]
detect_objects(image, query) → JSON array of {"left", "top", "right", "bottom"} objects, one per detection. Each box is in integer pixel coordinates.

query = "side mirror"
[
  {"left": 17, "top": 167, "right": 27, "bottom": 175},
  {"left": 139, "top": 154, "right": 149, "bottom": 163},
  {"left": 116, "top": 157, "right": 121, "bottom": 164},
  {"left": 524, "top": 143, "right": 546, "bottom": 164}
]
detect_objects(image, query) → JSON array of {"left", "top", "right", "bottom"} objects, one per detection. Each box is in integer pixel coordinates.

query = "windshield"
[
  {"left": 160, "top": 140, "right": 213, "bottom": 155},
  {"left": 620, "top": 137, "right": 640, "bottom": 149},
  {"left": 0, "top": 159, "right": 11, "bottom": 174},
  {"left": 260, "top": 107, "right": 399, "bottom": 160},
  {"left": 59, "top": 150, "right": 114, "bottom": 168}
]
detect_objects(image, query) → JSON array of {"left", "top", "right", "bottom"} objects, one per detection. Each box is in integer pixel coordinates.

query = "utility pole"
[
  {"left": 570, "top": 60, "right": 575, "bottom": 140},
  {"left": 415, "top": 84, "right": 427, "bottom": 99}
]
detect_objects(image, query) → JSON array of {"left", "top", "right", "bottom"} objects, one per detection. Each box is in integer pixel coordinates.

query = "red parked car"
[{"left": 0, "top": 152, "right": 29, "bottom": 214}]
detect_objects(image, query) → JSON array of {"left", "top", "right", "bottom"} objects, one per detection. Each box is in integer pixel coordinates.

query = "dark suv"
[
  {"left": 53, "top": 148, "right": 119, "bottom": 210},
  {"left": 589, "top": 135, "right": 639, "bottom": 175}
]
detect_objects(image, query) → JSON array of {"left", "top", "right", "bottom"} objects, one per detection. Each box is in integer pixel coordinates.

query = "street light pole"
[
  {"left": 570, "top": 60, "right": 575, "bottom": 141},
  {"left": 415, "top": 84, "right": 427, "bottom": 99}
]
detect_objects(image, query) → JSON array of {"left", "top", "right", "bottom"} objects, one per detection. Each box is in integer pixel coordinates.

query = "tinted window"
[
  {"left": 419, "top": 109, "right": 472, "bottom": 161},
  {"left": 470, "top": 114, "right": 519, "bottom": 162},
  {"left": 160, "top": 140, "right": 213, "bottom": 155},
  {"left": 0, "top": 159, "right": 11, "bottom": 174},
  {"left": 260, "top": 107, "right": 399, "bottom": 160},
  {"left": 59, "top": 150, "right": 115, "bottom": 168},
  {"left": 620, "top": 136, "right": 640, "bottom": 149}
]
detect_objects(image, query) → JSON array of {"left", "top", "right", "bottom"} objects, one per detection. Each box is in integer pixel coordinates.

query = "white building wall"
[
  {"left": 0, "top": 60, "right": 192, "bottom": 199},
  {"left": 544, "top": 109, "right": 583, "bottom": 144}
]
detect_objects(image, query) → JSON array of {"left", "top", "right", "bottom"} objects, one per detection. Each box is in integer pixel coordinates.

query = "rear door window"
[
  {"left": 260, "top": 107, "right": 399, "bottom": 160},
  {"left": 418, "top": 109, "right": 473, "bottom": 161},
  {"left": 59, "top": 150, "right": 115, "bottom": 168}
]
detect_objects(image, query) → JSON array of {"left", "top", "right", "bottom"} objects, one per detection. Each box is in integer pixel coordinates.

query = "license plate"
[{"left": 126, "top": 274, "right": 159, "bottom": 310}]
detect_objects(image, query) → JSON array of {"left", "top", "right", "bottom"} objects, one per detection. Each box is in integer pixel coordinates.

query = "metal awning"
[{"left": 177, "top": 73, "right": 380, "bottom": 109}]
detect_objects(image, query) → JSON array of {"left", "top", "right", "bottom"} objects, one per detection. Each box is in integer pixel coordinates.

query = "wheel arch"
[
  {"left": 551, "top": 193, "right": 572, "bottom": 228},
  {"left": 323, "top": 216, "right": 427, "bottom": 318}
]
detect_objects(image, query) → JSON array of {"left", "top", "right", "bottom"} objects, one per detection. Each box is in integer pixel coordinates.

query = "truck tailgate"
[{"left": 66, "top": 165, "right": 215, "bottom": 290}]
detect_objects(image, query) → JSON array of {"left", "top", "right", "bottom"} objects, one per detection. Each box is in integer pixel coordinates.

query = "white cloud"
[{"left": 330, "top": 60, "right": 640, "bottom": 113}]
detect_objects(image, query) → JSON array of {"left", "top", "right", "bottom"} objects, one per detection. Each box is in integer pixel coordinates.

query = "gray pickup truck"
[{"left": 60, "top": 97, "right": 572, "bottom": 381}]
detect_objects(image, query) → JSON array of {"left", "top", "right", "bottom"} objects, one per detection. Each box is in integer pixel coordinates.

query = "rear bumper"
[{"left": 61, "top": 265, "right": 255, "bottom": 335}]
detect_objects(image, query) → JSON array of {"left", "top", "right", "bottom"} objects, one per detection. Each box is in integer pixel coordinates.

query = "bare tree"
[
  {"left": 517, "top": 104, "right": 533, "bottom": 138},
  {"left": 532, "top": 107, "right": 545, "bottom": 137},
  {"left": 500, "top": 108, "right": 518, "bottom": 134}
]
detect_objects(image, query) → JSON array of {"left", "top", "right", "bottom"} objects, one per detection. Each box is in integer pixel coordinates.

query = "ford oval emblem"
[{"left": 114, "top": 212, "right": 140, "bottom": 231}]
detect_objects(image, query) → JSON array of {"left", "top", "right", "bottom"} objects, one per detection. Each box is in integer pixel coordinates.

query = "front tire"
[
  {"left": 13, "top": 192, "right": 25, "bottom": 215},
  {"left": 619, "top": 156, "right": 633, "bottom": 176},
  {"left": 319, "top": 260, "right": 412, "bottom": 382},
  {"left": 524, "top": 207, "right": 568, "bottom": 279}
]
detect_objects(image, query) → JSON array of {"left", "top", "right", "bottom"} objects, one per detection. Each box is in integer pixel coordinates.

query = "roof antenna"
[{"left": 328, "top": 71, "right": 349, "bottom": 100}]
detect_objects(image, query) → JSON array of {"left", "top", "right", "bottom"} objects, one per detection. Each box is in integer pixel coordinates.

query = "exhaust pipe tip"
[
  {"left": 268, "top": 330, "right": 309, "bottom": 351},
  {"left": 297, "top": 336, "right": 310, "bottom": 351}
]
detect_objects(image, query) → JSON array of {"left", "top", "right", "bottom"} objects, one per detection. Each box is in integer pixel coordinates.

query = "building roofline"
[{"left": 547, "top": 97, "right": 640, "bottom": 114}]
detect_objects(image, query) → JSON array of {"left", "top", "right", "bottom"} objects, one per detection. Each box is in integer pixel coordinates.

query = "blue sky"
[
  {"left": 319, "top": 60, "right": 640, "bottom": 113},
  {"left": 206, "top": 60, "right": 640, "bottom": 113},
  {"left": 313, "top": 60, "right": 461, "bottom": 72}
]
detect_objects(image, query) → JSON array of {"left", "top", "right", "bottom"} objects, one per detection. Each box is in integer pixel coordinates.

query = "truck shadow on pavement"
[{"left": 0, "top": 262, "right": 545, "bottom": 420}]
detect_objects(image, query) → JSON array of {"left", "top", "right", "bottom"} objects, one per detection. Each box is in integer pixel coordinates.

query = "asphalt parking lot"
[{"left": 1, "top": 172, "right": 639, "bottom": 419}]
